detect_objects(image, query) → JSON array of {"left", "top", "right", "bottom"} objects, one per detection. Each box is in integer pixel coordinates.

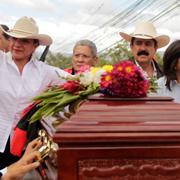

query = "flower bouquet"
[
  {"left": 29, "top": 60, "right": 149, "bottom": 123},
  {"left": 100, "top": 60, "right": 149, "bottom": 97},
  {"left": 30, "top": 65, "right": 104, "bottom": 123}
]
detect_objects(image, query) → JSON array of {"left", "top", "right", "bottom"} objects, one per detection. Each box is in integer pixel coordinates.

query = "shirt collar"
[{"left": 134, "top": 59, "right": 157, "bottom": 78}]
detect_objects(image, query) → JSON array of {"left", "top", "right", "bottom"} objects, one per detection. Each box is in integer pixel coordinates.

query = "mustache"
[{"left": 137, "top": 51, "right": 149, "bottom": 56}]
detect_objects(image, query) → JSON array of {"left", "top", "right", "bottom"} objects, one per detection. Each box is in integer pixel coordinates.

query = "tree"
[
  {"left": 98, "top": 40, "right": 133, "bottom": 66},
  {"left": 46, "top": 51, "right": 72, "bottom": 69}
]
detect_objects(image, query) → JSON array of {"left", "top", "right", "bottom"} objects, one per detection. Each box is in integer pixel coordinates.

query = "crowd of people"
[{"left": 0, "top": 16, "right": 180, "bottom": 179}]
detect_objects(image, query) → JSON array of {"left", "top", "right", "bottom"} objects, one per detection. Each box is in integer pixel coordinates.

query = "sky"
[{"left": 0, "top": 0, "right": 180, "bottom": 55}]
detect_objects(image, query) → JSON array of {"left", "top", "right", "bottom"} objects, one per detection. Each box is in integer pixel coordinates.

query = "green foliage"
[
  {"left": 97, "top": 40, "right": 133, "bottom": 66},
  {"left": 155, "top": 53, "right": 163, "bottom": 65},
  {"left": 148, "top": 76, "right": 159, "bottom": 93},
  {"left": 45, "top": 51, "right": 72, "bottom": 69},
  {"left": 30, "top": 83, "right": 99, "bottom": 123}
]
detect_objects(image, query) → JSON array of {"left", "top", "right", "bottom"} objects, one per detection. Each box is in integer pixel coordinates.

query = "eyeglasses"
[{"left": 10, "top": 37, "right": 38, "bottom": 44}]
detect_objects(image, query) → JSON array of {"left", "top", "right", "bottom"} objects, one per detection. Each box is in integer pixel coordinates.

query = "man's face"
[
  {"left": 130, "top": 38, "right": 157, "bottom": 64},
  {"left": 72, "top": 45, "right": 97, "bottom": 71}
]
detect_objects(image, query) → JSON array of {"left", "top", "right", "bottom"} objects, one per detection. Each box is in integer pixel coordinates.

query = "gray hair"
[{"left": 73, "top": 39, "right": 97, "bottom": 57}]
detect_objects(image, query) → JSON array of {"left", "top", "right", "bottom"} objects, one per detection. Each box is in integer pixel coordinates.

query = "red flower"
[
  {"left": 100, "top": 73, "right": 113, "bottom": 88},
  {"left": 61, "top": 80, "right": 82, "bottom": 93},
  {"left": 100, "top": 60, "right": 149, "bottom": 97}
]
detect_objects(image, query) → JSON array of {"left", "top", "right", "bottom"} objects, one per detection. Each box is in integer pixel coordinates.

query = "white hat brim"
[
  {"left": 119, "top": 32, "right": 170, "bottom": 48},
  {"left": 3, "top": 30, "right": 52, "bottom": 46}
]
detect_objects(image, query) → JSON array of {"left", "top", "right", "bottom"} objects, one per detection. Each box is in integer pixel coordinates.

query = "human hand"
[
  {"left": 23, "top": 138, "right": 42, "bottom": 156},
  {"left": 2, "top": 151, "right": 40, "bottom": 180}
]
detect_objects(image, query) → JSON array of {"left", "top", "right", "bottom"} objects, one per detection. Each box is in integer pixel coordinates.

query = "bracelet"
[{"left": 0, "top": 167, "right": 7, "bottom": 177}]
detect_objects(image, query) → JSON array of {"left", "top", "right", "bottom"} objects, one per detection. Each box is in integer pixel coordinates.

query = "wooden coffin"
[{"left": 42, "top": 95, "right": 180, "bottom": 180}]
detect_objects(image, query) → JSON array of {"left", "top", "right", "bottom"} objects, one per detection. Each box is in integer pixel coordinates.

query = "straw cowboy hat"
[
  {"left": 1, "top": 16, "right": 52, "bottom": 46},
  {"left": 119, "top": 21, "right": 170, "bottom": 48}
]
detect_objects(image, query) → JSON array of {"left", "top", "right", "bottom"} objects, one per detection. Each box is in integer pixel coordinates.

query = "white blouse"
[
  {"left": 157, "top": 76, "right": 180, "bottom": 103},
  {"left": 0, "top": 52, "right": 69, "bottom": 152}
]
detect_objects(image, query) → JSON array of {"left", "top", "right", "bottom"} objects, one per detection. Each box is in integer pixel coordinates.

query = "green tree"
[
  {"left": 46, "top": 51, "right": 72, "bottom": 69},
  {"left": 98, "top": 40, "right": 133, "bottom": 66}
]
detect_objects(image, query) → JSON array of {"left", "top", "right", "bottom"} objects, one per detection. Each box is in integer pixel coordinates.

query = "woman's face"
[{"left": 9, "top": 37, "right": 38, "bottom": 62}]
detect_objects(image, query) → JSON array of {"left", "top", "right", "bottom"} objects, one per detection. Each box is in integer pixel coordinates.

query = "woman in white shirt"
[
  {"left": 0, "top": 16, "right": 69, "bottom": 169},
  {"left": 157, "top": 40, "right": 180, "bottom": 103}
]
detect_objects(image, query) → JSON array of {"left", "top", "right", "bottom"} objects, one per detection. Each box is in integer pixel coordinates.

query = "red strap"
[{"left": 10, "top": 128, "right": 27, "bottom": 157}]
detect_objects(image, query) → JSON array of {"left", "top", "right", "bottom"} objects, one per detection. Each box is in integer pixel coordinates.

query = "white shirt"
[
  {"left": 0, "top": 52, "right": 69, "bottom": 152},
  {"left": 0, "top": 50, "right": 6, "bottom": 61},
  {"left": 157, "top": 76, "right": 180, "bottom": 103},
  {"left": 135, "top": 60, "right": 157, "bottom": 79}
]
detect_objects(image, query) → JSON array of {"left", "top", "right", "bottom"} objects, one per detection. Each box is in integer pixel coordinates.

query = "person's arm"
[
  {"left": 1, "top": 151, "right": 40, "bottom": 180},
  {"left": 1, "top": 138, "right": 42, "bottom": 180}
]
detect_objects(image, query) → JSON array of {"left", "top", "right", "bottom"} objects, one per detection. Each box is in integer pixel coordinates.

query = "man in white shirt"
[{"left": 0, "top": 16, "right": 69, "bottom": 168}]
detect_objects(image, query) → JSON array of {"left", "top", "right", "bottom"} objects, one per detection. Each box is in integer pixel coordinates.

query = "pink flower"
[{"left": 77, "top": 65, "right": 91, "bottom": 74}]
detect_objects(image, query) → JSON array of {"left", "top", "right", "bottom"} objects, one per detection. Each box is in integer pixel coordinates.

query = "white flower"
[
  {"left": 79, "top": 71, "right": 94, "bottom": 86},
  {"left": 79, "top": 69, "right": 106, "bottom": 87},
  {"left": 93, "top": 69, "right": 105, "bottom": 84}
]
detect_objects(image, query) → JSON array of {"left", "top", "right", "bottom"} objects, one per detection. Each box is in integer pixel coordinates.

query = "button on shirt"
[{"left": 0, "top": 52, "right": 69, "bottom": 152}]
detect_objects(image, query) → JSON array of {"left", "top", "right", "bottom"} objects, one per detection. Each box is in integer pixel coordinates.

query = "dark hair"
[
  {"left": 163, "top": 40, "right": 180, "bottom": 91},
  {"left": 33, "top": 39, "right": 39, "bottom": 45},
  {"left": 0, "top": 24, "right": 10, "bottom": 40},
  {"left": 131, "top": 37, "right": 158, "bottom": 48}
]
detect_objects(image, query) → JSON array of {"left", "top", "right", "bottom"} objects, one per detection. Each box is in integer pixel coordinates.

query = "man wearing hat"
[
  {"left": 120, "top": 21, "right": 170, "bottom": 79},
  {"left": 0, "top": 16, "right": 69, "bottom": 169}
]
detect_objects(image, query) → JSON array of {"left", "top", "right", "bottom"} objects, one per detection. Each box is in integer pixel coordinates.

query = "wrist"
[{"left": 0, "top": 168, "right": 7, "bottom": 180}]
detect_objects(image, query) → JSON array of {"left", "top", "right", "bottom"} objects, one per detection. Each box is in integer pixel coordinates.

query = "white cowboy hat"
[
  {"left": 2, "top": 16, "right": 52, "bottom": 46},
  {"left": 119, "top": 21, "right": 170, "bottom": 48}
]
